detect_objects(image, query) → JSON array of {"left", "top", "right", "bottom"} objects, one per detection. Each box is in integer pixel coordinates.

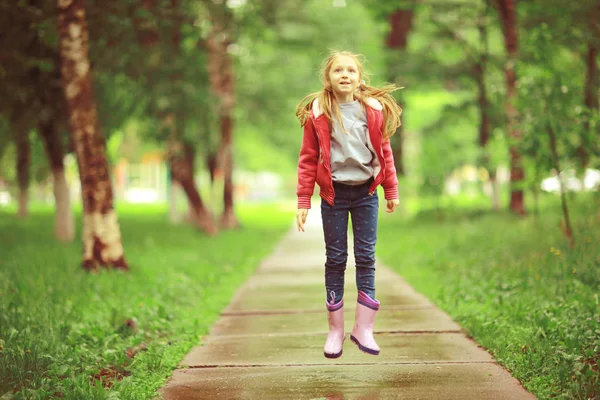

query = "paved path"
[{"left": 160, "top": 206, "right": 536, "bottom": 399}]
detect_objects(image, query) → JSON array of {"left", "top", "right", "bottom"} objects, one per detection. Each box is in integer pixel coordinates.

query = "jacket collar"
[{"left": 312, "top": 97, "right": 383, "bottom": 119}]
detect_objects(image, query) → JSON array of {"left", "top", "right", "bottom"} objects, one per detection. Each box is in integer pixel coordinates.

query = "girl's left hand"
[{"left": 386, "top": 199, "right": 400, "bottom": 213}]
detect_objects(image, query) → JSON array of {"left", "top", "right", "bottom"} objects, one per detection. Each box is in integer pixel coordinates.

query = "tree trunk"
[
  {"left": 489, "top": 171, "right": 500, "bottom": 211},
  {"left": 207, "top": 23, "right": 239, "bottom": 229},
  {"left": 220, "top": 114, "right": 238, "bottom": 228},
  {"left": 386, "top": 9, "right": 414, "bottom": 176},
  {"left": 476, "top": 70, "right": 491, "bottom": 149},
  {"left": 167, "top": 139, "right": 217, "bottom": 234},
  {"left": 207, "top": 152, "right": 218, "bottom": 186},
  {"left": 206, "top": 151, "right": 218, "bottom": 213},
  {"left": 579, "top": 42, "right": 598, "bottom": 170},
  {"left": 547, "top": 124, "right": 574, "bottom": 247},
  {"left": 38, "top": 116, "right": 75, "bottom": 242},
  {"left": 495, "top": 0, "right": 525, "bottom": 215},
  {"left": 32, "top": 25, "right": 75, "bottom": 242},
  {"left": 153, "top": 0, "right": 215, "bottom": 231},
  {"left": 476, "top": 4, "right": 498, "bottom": 211},
  {"left": 57, "top": 0, "right": 127, "bottom": 271},
  {"left": 387, "top": 9, "right": 414, "bottom": 49},
  {"left": 167, "top": 171, "right": 182, "bottom": 224},
  {"left": 52, "top": 169, "right": 74, "bottom": 240},
  {"left": 14, "top": 123, "right": 30, "bottom": 218}
]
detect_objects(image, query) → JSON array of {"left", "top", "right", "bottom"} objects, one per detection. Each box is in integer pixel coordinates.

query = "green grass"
[
  {"left": 378, "top": 193, "right": 600, "bottom": 400},
  {"left": 0, "top": 202, "right": 294, "bottom": 399}
]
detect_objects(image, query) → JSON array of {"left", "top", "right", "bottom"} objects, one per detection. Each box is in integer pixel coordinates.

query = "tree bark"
[
  {"left": 495, "top": 0, "right": 525, "bottom": 215},
  {"left": 38, "top": 115, "right": 75, "bottom": 242},
  {"left": 207, "top": 23, "right": 239, "bottom": 229},
  {"left": 14, "top": 123, "right": 30, "bottom": 218},
  {"left": 386, "top": 9, "right": 414, "bottom": 176},
  {"left": 57, "top": 0, "right": 127, "bottom": 271},
  {"left": 167, "top": 139, "right": 217, "bottom": 234}
]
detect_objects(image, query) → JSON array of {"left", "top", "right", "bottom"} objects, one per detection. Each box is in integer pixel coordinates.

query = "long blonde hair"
[{"left": 295, "top": 50, "right": 403, "bottom": 140}]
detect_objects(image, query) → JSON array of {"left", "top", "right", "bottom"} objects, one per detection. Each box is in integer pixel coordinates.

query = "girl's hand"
[
  {"left": 296, "top": 209, "right": 309, "bottom": 232},
  {"left": 386, "top": 199, "right": 399, "bottom": 213}
]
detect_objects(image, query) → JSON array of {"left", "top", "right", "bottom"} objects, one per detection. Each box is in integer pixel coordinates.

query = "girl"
[{"left": 295, "top": 50, "right": 402, "bottom": 358}]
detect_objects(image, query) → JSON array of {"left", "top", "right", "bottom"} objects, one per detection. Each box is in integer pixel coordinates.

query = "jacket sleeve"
[
  {"left": 296, "top": 118, "right": 319, "bottom": 209},
  {"left": 381, "top": 138, "right": 399, "bottom": 200}
]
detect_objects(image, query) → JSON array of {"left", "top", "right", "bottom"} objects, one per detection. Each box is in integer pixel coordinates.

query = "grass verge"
[
  {"left": 0, "top": 202, "right": 294, "bottom": 399},
  {"left": 377, "top": 194, "right": 599, "bottom": 400}
]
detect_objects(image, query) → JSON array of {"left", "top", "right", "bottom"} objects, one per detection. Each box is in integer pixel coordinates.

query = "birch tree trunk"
[
  {"left": 57, "top": 0, "right": 127, "bottom": 271},
  {"left": 495, "top": 0, "right": 525, "bottom": 215},
  {"left": 38, "top": 113, "right": 75, "bottom": 242}
]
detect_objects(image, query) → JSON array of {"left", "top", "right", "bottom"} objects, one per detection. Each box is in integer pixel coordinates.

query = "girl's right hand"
[{"left": 296, "top": 209, "right": 309, "bottom": 232}]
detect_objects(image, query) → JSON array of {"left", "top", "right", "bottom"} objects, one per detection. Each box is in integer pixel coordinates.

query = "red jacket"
[{"left": 297, "top": 97, "right": 398, "bottom": 209}]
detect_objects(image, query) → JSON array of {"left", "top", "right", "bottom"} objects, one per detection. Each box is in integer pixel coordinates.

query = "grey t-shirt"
[{"left": 330, "top": 100, "right": 375, "bottom": 185}]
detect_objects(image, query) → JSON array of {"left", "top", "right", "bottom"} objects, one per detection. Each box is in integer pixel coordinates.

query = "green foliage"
[
  {"left": 372, "top": 1, "right": 511, "bottom": 198},
  {"left": 419, "top": 94, "right": 478, "bottom": 192},
  {"left": 399, "top": 89, "right": 508, "bottom": 196},
  {"left": 234, "top": 126, "right": 296, "bottom": 175},
  {"left": 519, "top": 0, "right": 600, "bottom": 51},
  {"left": 518, "top": 21, "right": 599, "bottom": 179},
  {"left": 85, "top": 0, "right": 217, "bottom": 150},
  {"left": 1, "top": 0, "right": 596, "bottom": 202},
  {"left": 0, "top": 141, "right": 15, "bottom": 183},
  {"left": 0, "top": 202, "right": 294, "bottom": 399},
  {"left": 378, "top": 194, "right": 600, "bottom": 400}
]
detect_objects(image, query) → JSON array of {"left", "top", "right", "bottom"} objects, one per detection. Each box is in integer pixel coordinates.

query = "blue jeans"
[{"left": 321, "top": 179, "right": 378, "bottom": 304}]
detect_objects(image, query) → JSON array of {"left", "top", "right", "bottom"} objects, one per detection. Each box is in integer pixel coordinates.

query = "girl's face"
[{"left": 328, "top": 55, "right": 361, "bottom": 101}]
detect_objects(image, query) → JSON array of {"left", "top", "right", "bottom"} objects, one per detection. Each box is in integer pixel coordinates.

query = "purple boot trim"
[
  {"left": 326, "top": 297, "right": 344, "bottom": 312},
  {"left": 350, "top": 335, "right": 380, "bottom": 355},
  {"left": 357, "top": 290, "right": 379, "bottom": 311}
]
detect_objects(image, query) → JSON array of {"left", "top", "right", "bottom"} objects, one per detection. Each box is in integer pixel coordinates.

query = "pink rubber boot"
[
  {"left": 324, "top": 295, "right": 345, "bottom": 358},
  {"left": 350, "top": 291, "right": 380, "bottom": 355}
]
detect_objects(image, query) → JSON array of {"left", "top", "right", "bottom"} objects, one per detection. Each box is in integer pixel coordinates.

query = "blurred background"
[{"left": 0, "top": 0, "right": 598, "bottom": 235}]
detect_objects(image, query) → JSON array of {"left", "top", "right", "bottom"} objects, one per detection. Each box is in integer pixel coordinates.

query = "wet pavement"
[{"left": 159, "top": 205, "right": 536, "bottom": 399}]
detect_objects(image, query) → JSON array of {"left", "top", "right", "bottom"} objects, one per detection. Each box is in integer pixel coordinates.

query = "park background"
[{"left": 0, "top": 0, "right": 598, "bottom": 399}]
